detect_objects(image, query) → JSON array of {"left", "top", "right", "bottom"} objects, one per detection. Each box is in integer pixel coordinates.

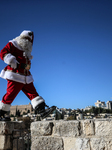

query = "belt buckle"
[{"left": 25, "top": 64, "right": 31, "bottom": 70}]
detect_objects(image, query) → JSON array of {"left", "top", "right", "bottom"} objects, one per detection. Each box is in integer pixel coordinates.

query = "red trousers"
[{"left": 2, "top": 80, "right": 39, "bottom": 104}]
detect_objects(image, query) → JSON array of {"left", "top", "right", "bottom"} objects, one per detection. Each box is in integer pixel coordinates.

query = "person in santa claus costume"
[{"left": 0, "top": 30, "right": 56, "bottom": 121}]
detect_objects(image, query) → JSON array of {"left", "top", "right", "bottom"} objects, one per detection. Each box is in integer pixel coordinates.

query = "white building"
[
  {"left": 107, "top": 101, "right": 112, "bottom": 110},
  {"left": 95, "top": 100, "right": 106, "bottom": 108},
  {"left": 84, "top": 106, "right": 92, "bottom": 110}
]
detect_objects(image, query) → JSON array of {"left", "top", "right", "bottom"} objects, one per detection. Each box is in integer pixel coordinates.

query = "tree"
[
  {"left": 27, "top": 109, "right": 30, "bottom": 113},
  {"left": 67, "top": 115, "right": 76, "bottom": 120},
  {"left": 84, "top": 106, "right": 112, "bottom": 116},
  {"left": 55, "top": 110, "right": 58, "bottom": 120},
  {"left": 16, "top": 107, "right": 21, "bottom": 117},
  {"left": 23, "top": 112, "right": 27, "bottom": 115},
  {"left": 10, "top": 114, "right": 14, "bottom": 117}
]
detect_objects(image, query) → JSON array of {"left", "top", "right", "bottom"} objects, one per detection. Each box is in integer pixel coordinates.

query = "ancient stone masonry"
[
  {"left": 31, "top": 119, "right": 112, "bottom": 150},
  {"left": 1, "top": 119, "right": 112, "bottom": 150},
  {"left": 0, "top": 121, "right": 25, "bottom": 150}
]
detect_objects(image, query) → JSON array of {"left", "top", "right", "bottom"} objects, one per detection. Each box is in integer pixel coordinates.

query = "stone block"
[
  {"left": 31, "top": 121, "right": 53, "bottom": 136},
  {"left": 83, "top": 120, "right": 95, "bottom": 136},
  {"left": 95, "top": 120, "right": 112, "bottom": 137},
  {"left": 74, "top": 138, "right": 90, "bottom": 150},
  {"left": 30, "top": 120, "right": 112, "bottom": 149},
  {"left": 0, "top": 135, "right": 12, "bottom": 150},
  {"left": 12, "top": 121, "right": 26, "bottom": 140},
  {"left": 13, "top": 138, "right": 25, "bottom": 150},
  {"left": 90, "top": 138, "right": 112, "bottom": 150},
  {"left": 0, "top": 122, "right": 14, "bottom": 135},
  {"left": 63, "top": 137, "right": 76, "bottom": 150},
  {"left": 31, "top": 136, "right": 64, "bottom": 150},
  {"left": 0, "top": 121, "right": 25, "bottom": 135},
  {"left": 53, "top": 121, "right": 80, "bottom": 137}
]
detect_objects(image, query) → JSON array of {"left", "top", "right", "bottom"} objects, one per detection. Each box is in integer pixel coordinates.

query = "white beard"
[{"left": 14, "top": 36, "right": 33, "bottom": 59}]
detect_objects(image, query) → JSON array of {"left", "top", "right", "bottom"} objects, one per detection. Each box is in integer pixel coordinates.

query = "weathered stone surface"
[
  {"left": 31, "top": 136, "right": 64, "bottom": 150},
  {"left": 53, "top": 121, "right": 80, "bottom": 137},
  {"left": 90, "top": 138, "right": 112, "bottom": 150},
  {"left": 13, "top": 138, "right": 25, "bottom": 150},
  {"left": 63, "top": 137, "right": 76, "bottom": 150},
  {"left": 74, "top": 138, "right": 90, "bottom": 150},
  {"left": 95, "top": 120, "right": 112, "bottom": 137},
  {"left": 0, "top": 135, "right": 12, "bottom": 150},
  {"left": 0, "top": 121, "right": 25, "bottom": 135},
  {"left": 12, "top": 121, "right": 26, "bottom": 139},
  {"left": 0, "top": 121, "right": 26, "bottom": 150},
  {"left": 62, "top": 137, "right": 112, "bottom": 150},
  {"left": 83, "top": 120, "right": 95, "bottom": 136},
  {"left": 31, "top": 121, "right": 53, "bottom": 136},
  {"left": 0, "top": 122, "right": 14, "bottom": 135},
  {"left": 2, "top": 120, "right": 112, "bottom": 149}
]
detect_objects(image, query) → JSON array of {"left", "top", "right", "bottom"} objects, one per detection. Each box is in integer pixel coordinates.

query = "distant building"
[
  {"left": 107, "top": 101, "right": 112, "bottom": 110},
  {"left": 95, "top": 100, "right": 106, "bottom": 108},
  {"left": 10, "top": 103, "right": 34, "bottom": 116},
  {"left": 84, "top": 106, "right": 92, "bottom": 110}
]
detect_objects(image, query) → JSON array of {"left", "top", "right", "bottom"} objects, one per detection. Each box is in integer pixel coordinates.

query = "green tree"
[
  {"left": 23, "top": 112, "right": 27, "bottom": 115},
  {"left": 16, "top": 107, "right": 21, "bottom": 117},
  {"left": 67, "top": 115, "right": 76, "bottom": 120},
  {"left": 55, "top": 110, "right": 58, "bottom": 120},
  {"left": 27, "top": 109, "right": 30, "bottom": 113},
  {"left": 84, "top": 106, "right": 112, "bottom": 116}
]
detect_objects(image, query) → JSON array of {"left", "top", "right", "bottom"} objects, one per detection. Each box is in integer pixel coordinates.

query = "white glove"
[{"left": 10, "top": 59, "right": 20, "bottom": 69}]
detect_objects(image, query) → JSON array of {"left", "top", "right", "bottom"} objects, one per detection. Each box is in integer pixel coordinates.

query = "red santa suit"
[{"left": 0, "top": 30, "right": 45, "bottom": 112}]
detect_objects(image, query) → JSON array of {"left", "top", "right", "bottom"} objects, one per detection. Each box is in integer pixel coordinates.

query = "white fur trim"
[
  {"left": 26, "top": 75, "right": 34, "bottom": 84},
  {"left": 9, "top": 40, "right": 23, "bottom": 50},
  {"left": 9, "top": 40, "right": 33, "bottom": 60},
  {"left": 4, "top": 53, "right": 16, "bottom": 65},
  {"left": 31, "top": 96, "right": 45, "bottom": 109},
  {"left": 0, "top": 69, "right": 34, "bottom": 84},
  {"left": 0, "top": 101, "right": 10, "bottom": 111},
  {"left": 20, "top": 30, "right": 33, "bottom": 40}
]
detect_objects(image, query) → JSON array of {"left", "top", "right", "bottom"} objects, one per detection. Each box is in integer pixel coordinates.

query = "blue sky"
[{"left": 0, "top": 0, "right": 112, "bottom": 109}]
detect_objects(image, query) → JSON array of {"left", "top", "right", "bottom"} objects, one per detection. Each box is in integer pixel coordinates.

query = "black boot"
[
  {"left": 35, "top": 102, "right": 56, "bottom": 119},
  {"left": 0, "top": 110, "right": 11, "bottom": 121},
  {"left": 35, "top": 102, "right": 46, "bottom": 114},
  {"left": 40, "top": 106, "right": 56, "bottom": 119}
]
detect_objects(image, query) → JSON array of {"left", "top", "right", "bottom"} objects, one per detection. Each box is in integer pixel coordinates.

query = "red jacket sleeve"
[{"left": 0, "top": 42, "right": 14, "bottom": 60}]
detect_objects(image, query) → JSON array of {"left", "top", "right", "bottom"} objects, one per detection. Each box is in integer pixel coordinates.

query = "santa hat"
[{"left": 20, "top": 30, "right": 34, "bottom": 44}]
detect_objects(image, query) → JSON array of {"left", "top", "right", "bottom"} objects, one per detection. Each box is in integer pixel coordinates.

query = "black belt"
[
  {"left": 20, "top": 63, "right": 28, "bottom": 69},
  {"left": 10, "top": 63, "right": 31, "bottom": 70},
  {"left": 19, "top": 63, "right": 31, "bottom": 70}
]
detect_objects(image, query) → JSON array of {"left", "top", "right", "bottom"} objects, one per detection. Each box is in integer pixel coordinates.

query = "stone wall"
[
  {"left": 0, "top": 121, "right": 25, "bottom": 150},
  {"left": 1, "top": 119, "right": 112, "bottom": 150},
  {"left": 31, "top": 119, "right": 112, "bottom": 150}
]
